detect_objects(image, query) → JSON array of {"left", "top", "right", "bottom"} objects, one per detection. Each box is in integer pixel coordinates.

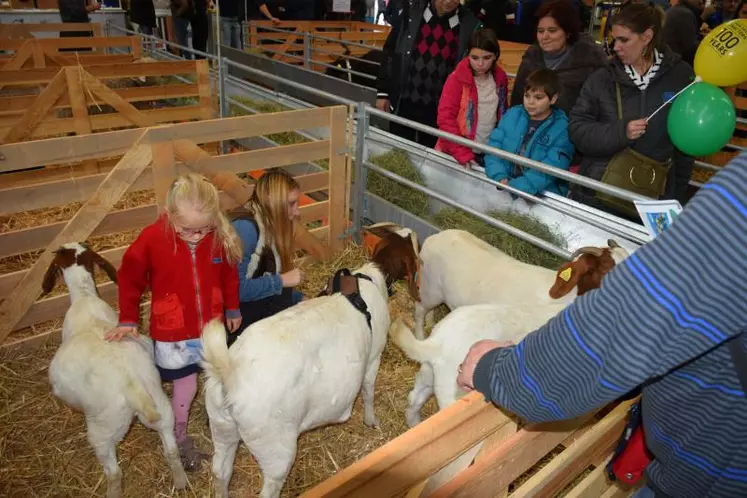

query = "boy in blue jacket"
[{"left": 484, "top": 68, "right": 574, "bottom": 196}]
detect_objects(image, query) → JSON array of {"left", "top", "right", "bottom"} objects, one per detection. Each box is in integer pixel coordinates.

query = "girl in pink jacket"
[{"left": 435, "top": 28, "right": 509, "bottom": 168}]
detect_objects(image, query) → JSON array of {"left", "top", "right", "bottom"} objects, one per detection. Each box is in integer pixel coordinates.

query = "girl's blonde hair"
[
  {"left": 247, "top": 168, "right": 300, "bottom": 271},
  {"left": 165, "top": 172, "right": 243, "bottom": 265}
]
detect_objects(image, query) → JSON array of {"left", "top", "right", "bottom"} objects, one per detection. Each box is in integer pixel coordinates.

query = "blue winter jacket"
[
  {"left": 484, "top": 105, "right": 574, "bottom": 196},
  {"left": 232, "top": 219, "right": 304, "bottom": 304}
]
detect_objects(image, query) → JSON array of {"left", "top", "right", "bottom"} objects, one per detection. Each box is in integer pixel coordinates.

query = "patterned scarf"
[{"left": 624, "top": 49, "right": 662, "bottom": 91}]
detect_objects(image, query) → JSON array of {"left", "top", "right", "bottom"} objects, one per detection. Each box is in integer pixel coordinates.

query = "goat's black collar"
[{"left": 318, "top": 268, "right": 374, "bottom": 329}]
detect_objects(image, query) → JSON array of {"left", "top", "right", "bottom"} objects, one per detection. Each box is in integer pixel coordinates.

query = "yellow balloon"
[{"left": 694, "top": 19, "right": 747, "bottom": 87}]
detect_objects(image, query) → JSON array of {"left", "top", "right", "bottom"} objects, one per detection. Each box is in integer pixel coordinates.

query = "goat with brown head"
[
  {"left": 549, "top": 239, "right": 630, "bottom": 299},
  {"left": 42, "top": 243, "right": 118, "bottom": 297},
  {"left": 363, "top": 223, "right": 421, "bottom": 301}
]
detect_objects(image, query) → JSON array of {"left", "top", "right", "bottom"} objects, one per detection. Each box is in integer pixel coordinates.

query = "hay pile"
[
  {"left": 367, "top": 150, "right": 430, "bottom": 218},
  {"left": 366, "top": 149, "right": 566, "bottom": 268},
  {"left": 229, "top": 96, "right": 329, "bottom": 170},
  {"left": 0, "top": 243, "right": 438, "bottom": 498}
]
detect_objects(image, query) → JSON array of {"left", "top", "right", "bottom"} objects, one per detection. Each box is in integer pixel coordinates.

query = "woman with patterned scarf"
[{"left": 568, "top": 3, "right": 695, "bottom": 214}]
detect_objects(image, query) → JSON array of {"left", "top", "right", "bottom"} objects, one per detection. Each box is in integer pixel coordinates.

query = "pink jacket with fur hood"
[{"left": 435, "top": 57, "right": 509, "bottom": 165}]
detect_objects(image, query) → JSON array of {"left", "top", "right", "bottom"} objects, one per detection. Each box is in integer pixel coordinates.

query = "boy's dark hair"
[
  {"left": 524, "top": 68, "right": 561, "bottom": 98},
  {"left": 468, "top": 27, "right": 501, "bottom": 60}
]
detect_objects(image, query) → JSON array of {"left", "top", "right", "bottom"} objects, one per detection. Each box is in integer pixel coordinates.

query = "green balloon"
[{"left": 667, "top": 82, "right": 736, "bottom": 157}]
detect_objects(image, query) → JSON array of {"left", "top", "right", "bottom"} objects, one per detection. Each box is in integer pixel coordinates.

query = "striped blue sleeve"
[{"left": 473, "top": 154, "right": 747, "bottom": 422}]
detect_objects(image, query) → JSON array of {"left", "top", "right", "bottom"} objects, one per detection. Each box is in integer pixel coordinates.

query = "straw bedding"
[{"left": 0, "top": 243, "right": 439, "bottom": 497}]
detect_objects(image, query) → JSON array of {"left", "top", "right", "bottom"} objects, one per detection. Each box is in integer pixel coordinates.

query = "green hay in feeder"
[
  {"left": 228, "top": 97, "right": 328, "bottom": 169},
  {"left": 366, "top": 150, "right": 430, "bottom": 218},
  {"left": 431, "top": 208, "right": 566, "bottom": 269}
]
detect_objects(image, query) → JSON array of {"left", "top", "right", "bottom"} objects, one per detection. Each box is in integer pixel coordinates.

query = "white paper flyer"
[{"left": 634, "top": 199, "right": 683, "bottom": 239}]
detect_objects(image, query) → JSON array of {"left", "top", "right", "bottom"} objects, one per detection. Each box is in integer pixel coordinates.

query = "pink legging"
[{"left": 172, "top": 373, "right": 198, "bottom": 442}]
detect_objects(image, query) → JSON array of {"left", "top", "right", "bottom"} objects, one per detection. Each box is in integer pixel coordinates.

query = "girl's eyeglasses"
[{"left": 178, "top": 225, "right": 215, "bottom": 236}]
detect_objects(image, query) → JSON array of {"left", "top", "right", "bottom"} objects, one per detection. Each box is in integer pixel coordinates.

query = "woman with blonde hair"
[
  {"left": 229, "top": 168, "right": 305, "bottom": 346},
  {"left": 107, "top": 172, "right": 243, "bottom": 470}
]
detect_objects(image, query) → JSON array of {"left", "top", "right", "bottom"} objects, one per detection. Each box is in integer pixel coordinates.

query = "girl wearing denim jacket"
[{"left": 229, "top": 169, "right": 305, "bottom": 346}]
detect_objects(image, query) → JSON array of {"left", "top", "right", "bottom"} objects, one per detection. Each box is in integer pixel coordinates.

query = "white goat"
[
  {"left": 201, "top": 261, "right": 391, "bottom": 498},
  {"left": 414, "top": 229, "right": 630, "bottom": 339},
  {"left": 43, "top": 243, "right": 187, "bottom": 498},
  {"left": 390, "top": 302, "right": 569, "bottom": 495}
]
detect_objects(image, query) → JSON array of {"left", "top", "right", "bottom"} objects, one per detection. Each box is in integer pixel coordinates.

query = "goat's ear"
[
  {"left": 92, "top": 251, "right": 118, "bottom": 284},
  {"left": 548, "top": 255, "right": 593, "bottom": 299},
  {"left": 41, "top": 259, "right": 60, "bottom": 296},
  {"left": 403, "top": 253, "right": 421, "bottom": 302}
]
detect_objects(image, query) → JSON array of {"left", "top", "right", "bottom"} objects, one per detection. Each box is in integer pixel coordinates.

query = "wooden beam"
[
  {"left": 0, "top": 106, "right": 206, "bottom": 140},
  {"left": 563, "top": 456, "right": 614, "bottom": 498},
  {"left": 509, "top": 400, "right": 633, "bottom": 498},
  {"left": 430, "top": 413, "right": 599, "bottom": 498},
  {"left": 0, "top": 83, "right": 199, "bottom": 115},
  {"left": 151, "top": 141, "right": 176, "bottom": 213},
  {"left": 0, "top": 60, "right": 198, "bottom": 86},
  {"left": 195, "top": 60, "right": 213, "bottom": 120},
  {"left": 0, "top": 128, "right": 144, "bottom": 172},
  {"left": 0, "top": 204, "right": 156, "bottom": 259},
  {"left": 64, "top": 66, "right": 96, "bottom": 173},
  {"left": 0, "top": 131, "right": 152, "bottom": 345},
  {"left": 0, "top": 107, "right": 328, "bottom": 172},
  {"left": 0, "top": 161, "right": 329, "bottom": 215},
  {"left": 1, "top": 68, "right": 68, "bottom": 144},
  {"left": 0, "top": 39, "right": 33, "bottom": 73},
  {"left": 301, "top": 392, "right": 512, "bottom": 498},
  {"left": 326, "top": 106, "right": 349, "bottom": 253}
]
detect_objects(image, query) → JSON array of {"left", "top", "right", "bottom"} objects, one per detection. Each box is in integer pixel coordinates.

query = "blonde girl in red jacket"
[
  {"left": 106, "top": 172, "right": 243, "bottom": 470},
  {"left": 435, "top": 28, "right": 509, "bottom": 168}
]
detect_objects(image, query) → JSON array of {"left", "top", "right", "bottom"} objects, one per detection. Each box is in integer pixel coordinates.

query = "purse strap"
[
  {"left": 615, "top": 82, "right": 623, "bottom": 120},
  {"left": 728, "top": 333, "right": 747, "bottom": 392}
]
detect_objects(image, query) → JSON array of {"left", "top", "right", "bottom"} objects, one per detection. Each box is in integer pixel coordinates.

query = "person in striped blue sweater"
[{"left": 457, "top": 152, "right": 747, "bottom": 498}]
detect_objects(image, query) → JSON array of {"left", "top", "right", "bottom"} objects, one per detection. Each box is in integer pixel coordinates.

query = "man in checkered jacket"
[{"left": 376, "top": 0, "right": 481, "bottom": 147}]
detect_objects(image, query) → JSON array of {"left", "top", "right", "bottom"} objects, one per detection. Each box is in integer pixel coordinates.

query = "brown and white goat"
[
  {"left": 410, "top": 229, "right": 629, "bottom": 338},
  {"left": 43, "top": 243, "right": 186, "bottom": 498}
]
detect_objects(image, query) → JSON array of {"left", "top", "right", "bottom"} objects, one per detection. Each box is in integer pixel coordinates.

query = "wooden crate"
[
  {"left": 302, "top": 391, "right": 640, "bottom": 498},
  {"left": 0, "top": 36, "right": 142, "bottom": 70},
  {"left": 0, "top": 105, "right": 352, "bottom": 350}
]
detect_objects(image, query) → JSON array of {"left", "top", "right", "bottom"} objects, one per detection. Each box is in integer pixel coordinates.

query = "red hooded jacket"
[
  {"left": 117, "top": 214, "right": 240, "bottom": 343},
  {"left": 435, "top": 57, "right": 509, "bottom": 165}
]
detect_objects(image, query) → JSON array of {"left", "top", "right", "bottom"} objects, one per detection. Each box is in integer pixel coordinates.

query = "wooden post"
[
  {"left": 151, "top": 141, "right": 177, "bottom": 213},
  {"left": 64, "top": 66, "right": 98, "bottom": 174},
  {"left": 326, "top": 106, "right": 349, "bottom": 253},
  {"left": 0, "top": 132, "right": 152, "bottom": 345}
]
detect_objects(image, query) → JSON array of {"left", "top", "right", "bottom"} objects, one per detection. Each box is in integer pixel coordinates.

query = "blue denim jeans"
[
  {"left": 173, "top": 17, "right": 192, "bottom": 59},
  {"left": 220, "top": 16, "right": 242, "bottom": 49},
  {"left": 631, "top": 485, "right": 655, "bottom": 498}
]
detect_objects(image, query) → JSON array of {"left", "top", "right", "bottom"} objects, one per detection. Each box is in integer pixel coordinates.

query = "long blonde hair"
[
  {"left": 247, "top": 168, "right": 300, "bottom": 271},
  {"left": 165, "top": 172, "right": 243, "bottom": 265}
]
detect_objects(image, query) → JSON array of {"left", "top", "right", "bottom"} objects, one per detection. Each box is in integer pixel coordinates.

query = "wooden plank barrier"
[
  {"left": 302, "top": 393, "right": 640, "bottom": 498},
  {"left": 0, "top": 22, "right": 104, "bottom": 41},
  {"left": 0, "top": 60, "right": 214, "bottom": 145},
  {"left": 0, "top": 36, "right": 141, "bottom": 70},
  {"left": 247, "top": 21, "right": 390, "bottom": 70},
  {"left": 0, "top": 106, "right": 351, "bottom": 350}
]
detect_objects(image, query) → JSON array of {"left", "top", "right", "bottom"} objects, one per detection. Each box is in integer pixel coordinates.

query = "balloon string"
[{"left": 646, "top": 75, "right": 702, "bottom": 123}]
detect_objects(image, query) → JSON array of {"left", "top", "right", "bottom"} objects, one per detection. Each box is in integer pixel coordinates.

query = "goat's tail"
[
  {"left": 124, "top": 376, "right": 160, "bottom": 424},
  {"left": 201, "top": 318, "right": 234, "bottom": 393},
  {"left": 389, "top": 318, "right": 440, "bottom": 364}
]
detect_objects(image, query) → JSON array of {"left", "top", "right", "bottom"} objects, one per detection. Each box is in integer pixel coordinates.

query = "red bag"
[{"left": 606, "top": 401, "right": 654, "bottom": 485}]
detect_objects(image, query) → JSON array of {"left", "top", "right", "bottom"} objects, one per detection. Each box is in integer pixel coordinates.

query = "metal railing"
[{"left": 102, "top": 21, "right": 739, "bottom": 257}]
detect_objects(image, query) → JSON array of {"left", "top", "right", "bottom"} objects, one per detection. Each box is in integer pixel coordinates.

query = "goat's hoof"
[
  {"left": 364, "top": 414, "right": 381, "bottom": 429},
  {"left": 406, "top": 412, "right": 421, "bottom": 428}
]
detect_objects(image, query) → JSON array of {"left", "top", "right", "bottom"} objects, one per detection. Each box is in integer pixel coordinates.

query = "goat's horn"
[
  {"left": 571, "top": 246, "right": 605, "bottom": 259},
  {"left": 607, "top": 239, "right": 621, "bottom": 249}
]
